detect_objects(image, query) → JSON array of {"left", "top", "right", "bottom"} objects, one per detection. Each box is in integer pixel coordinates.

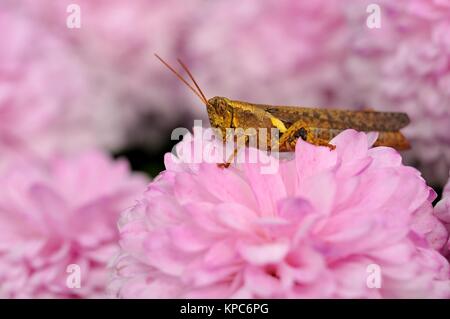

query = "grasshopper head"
[{"left": 206, "top": 96, "right": 234, "bottom": 131}]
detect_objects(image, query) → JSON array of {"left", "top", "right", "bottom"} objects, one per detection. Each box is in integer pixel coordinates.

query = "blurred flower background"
[{"left": 1, "top": 0, "right": 450, "bottom": 298}]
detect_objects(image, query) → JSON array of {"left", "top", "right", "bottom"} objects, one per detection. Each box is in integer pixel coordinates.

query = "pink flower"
[
  {"left": 435, "top": 172, "right": 450, "bottom": 254},
  {"left": 183, "top": 0, "right": 348, "bottom": 107},
  {"left": 0, "top": 6, "right": 134, "bottom": 165},
  {"left": 110, "top": 130, "right": 450, "bottom": 298},
  {"left": 0, "top": 151, "right": 148, "bottom": 298},
  {"left": 342, "top": 0, "right": 450, "bottom": 185},
  {"left": 6, "top": 0, "right": 202, "bottom": 148}
]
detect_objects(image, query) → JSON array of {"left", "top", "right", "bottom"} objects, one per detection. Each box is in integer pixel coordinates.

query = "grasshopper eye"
[{"left": 294, "top": 127, "right": 308, "bottom": 141}]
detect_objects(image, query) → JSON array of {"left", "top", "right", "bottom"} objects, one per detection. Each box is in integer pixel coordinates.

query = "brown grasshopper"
[{"left": 155, "top": 54, "right": 410, "bottom": 163}]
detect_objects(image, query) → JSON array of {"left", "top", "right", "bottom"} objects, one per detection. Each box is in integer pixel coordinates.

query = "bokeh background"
[
  {"left": 1, "top": 0, "right": 450, "bottom": 299},
  {"left": 2, "top": 0, "right": 450, "bottom": 186}
]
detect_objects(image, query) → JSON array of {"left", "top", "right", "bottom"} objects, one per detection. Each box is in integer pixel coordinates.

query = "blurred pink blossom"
[
  {"left": 0, "top": 151, "right": 148, "bottom": 298},
  {"left": 6, "top": 0, "right": 202, "bottom": 148},
  {"left": 183, "top": 0, "right": 349, "bottom": 107},
  {"left": 342, "top": 0, "right": 450, "bottom": 185},
  {"left": 435, "top": 172, "right": 450, "bottom": 254},
  {"left": 0, "top": 7, "right": 140, "bottom": 165},
  {"left": 110, "top": 130, "right": 450, "bottom": 298}
]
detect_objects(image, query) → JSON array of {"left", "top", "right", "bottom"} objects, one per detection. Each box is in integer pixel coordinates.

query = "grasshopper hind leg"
[
  {"left": 373, "top": 131, "right": 410, "bottom": 150},
  {"left": 279, "top": 120, "right": 336, "bottom": 152}
]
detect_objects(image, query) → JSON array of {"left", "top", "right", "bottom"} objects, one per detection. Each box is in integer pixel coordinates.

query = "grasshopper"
[{"left": 155, "top": 54, "right": 410, "bottom": 162}]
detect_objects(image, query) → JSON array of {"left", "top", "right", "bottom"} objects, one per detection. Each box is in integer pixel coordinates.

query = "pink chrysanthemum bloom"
[
  {"left": 184, "top": 0, "right": 348, "bottom": 107},
  {"left": 342, "top": 0, "right": 450, "bottom": 184},
  {"left": 0, "top": 7, "right": 132, "bottom": 165},
  {"left": 110, "top": 130, "right": 450, "bottom": 298},
  {"left": 6, "top": 0, "right": 202, "bottom": 148},
  {"left": 0, "top": 151, "right": 148, "bottom": 298},
  {"left": 435, "top": 173, "right": 450, "bottom": 254}
]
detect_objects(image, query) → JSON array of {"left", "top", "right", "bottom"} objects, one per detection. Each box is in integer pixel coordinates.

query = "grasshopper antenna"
[
  {"left": 154, "top": 54, "right": 208, "bottom": 105},
  {"left": 177, "top": 58, "right": 208, "bottom": 105}
]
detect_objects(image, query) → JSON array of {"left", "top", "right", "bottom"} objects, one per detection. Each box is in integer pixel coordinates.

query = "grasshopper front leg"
[
  {"left": 217, "top": 134, "right": 249, "bottom": 169},
  {"left": 278, "top": 120, "right": 336, "bottom": 152},
  {"left": 218, "top": 146, "right": 239, "bottom": 168}
]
